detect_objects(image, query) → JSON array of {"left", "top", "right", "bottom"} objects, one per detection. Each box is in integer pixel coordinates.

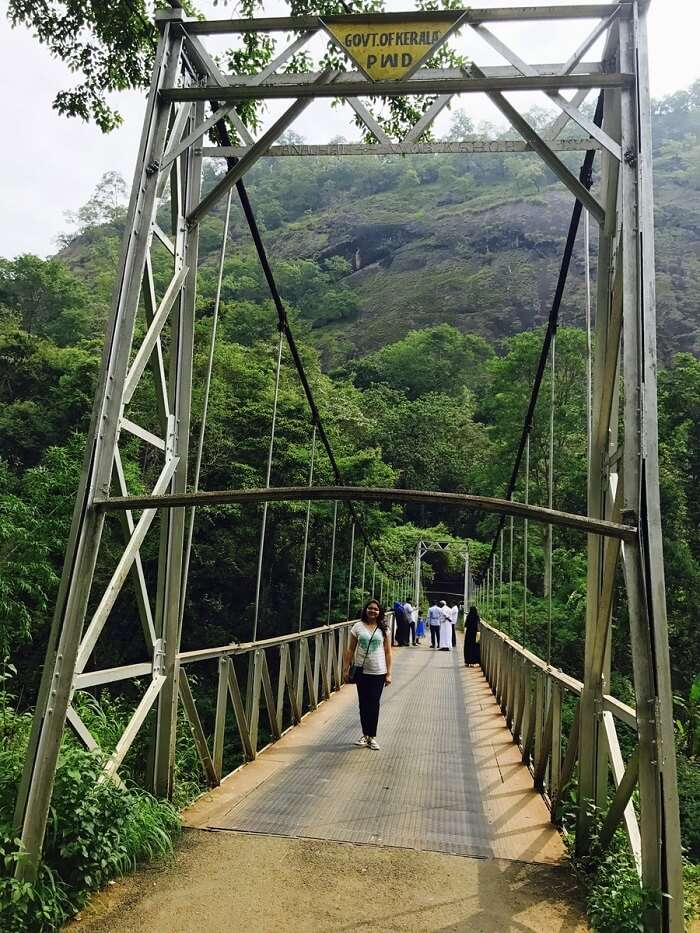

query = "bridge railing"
[
  {"left": 174, "top": 612, "right": 394, "bottom": 787},
  {"left": 479, "top": 619, "right": 641, "bottom": 873}
]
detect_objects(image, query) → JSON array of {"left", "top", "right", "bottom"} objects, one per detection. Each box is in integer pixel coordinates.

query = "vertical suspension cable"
[
  {"left": 297, "top": 425, "right": 317, "bottom": 633},
  {"left": 492, "top": 554, "right": 497, "bottom": 627},
  {"left": 474, "top": 93, "right": 604, "bottom": 586},
  {"left": 326, "top": 500, "right": 338, "bottom": 624},
  {"left": 379, "top": 575, "right": 384, "bottom": 605},
  {"left": 371, "top": 562, "right": 376, "bottom": 596},
  {"left": 523, "top": 435, "right": 530, "bottom": 647},
  {"left": 179, "top": 189, "right": 233, "bottom": 637},
  {"left": 360, "top": 545, "right": 367, "bottom": 602},
  {"left": 499, "top": 533, "right": 504, "bottom": 622},
  {"left": 463, "top": 547, "right": 469, "bottom": 611},
  {"left": 487, "top": 566, "right": 491, "bottom": 619},
  {"left": 547, "top": 335, "right": 556, "bottom": 665},
  {"left": 252, "top": 330, "right": 284, "bottom": 642},
  {"left": 346, "top": 522, "right": 355, "bottom": 620},
  {"left": 585, "top": 209, "right": 593, "bottom": 466},
  {"left": 509, "top": 516, "right": 514, "bottom": 636}
]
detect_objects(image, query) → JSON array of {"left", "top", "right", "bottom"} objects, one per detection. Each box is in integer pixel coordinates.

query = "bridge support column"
[
  {"left": 578, "top": 63, "right": 619, "bottom": 854},
  {"left": 13, "top": 19, "right": 187, "bottom": 878},
  {"left": 153, "top": 100, "right": 203, "bottom": 798},
  {"left": 580, "top": 6, "right": 683, "bottom": 930}
]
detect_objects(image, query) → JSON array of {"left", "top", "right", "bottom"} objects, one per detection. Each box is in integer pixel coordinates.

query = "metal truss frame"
[
  {"left": 413, "top": 539, "right": 470, "bottom": 611},
  {"left": 15, "top": 4, "right": 683, "bottom": 929}
]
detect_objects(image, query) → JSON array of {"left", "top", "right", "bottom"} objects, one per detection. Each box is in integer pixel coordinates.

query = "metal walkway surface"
[{"left": 186, "top": 640, "right": 566, "bottom": 866}]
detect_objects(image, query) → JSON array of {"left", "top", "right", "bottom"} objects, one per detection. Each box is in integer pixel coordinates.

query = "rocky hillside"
[{"left": 57, "top": 84, "right": 700, "bottom": 366}]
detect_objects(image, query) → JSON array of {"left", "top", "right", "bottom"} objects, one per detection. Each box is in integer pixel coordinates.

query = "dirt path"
[{"left": 69, "top": 829, "right": 590, "bottom": 932}]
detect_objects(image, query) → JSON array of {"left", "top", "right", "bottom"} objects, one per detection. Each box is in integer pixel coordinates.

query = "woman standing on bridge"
[
  {"left": 343, "top": 599, "right": 392, "bottom": 751},
  {"left": 463, "top": 605, "right": 481, "bottom": 666}
]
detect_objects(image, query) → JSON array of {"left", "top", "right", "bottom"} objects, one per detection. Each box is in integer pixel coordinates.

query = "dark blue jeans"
[{"left": 356, "top": 671, "right": 385, "bottom": 737}]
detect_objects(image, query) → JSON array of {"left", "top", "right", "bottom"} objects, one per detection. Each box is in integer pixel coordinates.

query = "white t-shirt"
[{"left": 351, "top": 621, "right": 387, "bottom": 675}]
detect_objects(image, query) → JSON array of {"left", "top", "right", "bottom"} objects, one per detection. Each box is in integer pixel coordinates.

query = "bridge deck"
[{"left": 186, "top": 639, "right": 565, "bottom": 865}]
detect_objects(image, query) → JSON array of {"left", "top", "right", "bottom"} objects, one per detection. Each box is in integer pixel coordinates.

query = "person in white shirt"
[
  {"left": 403, "top": 598, "right": 417, "bottom": 646},
  {"left": 450, "top": 603, "right": 459, "bottom": 647},
  {"left": 343, "top": 599, "right": 393, "bottom": 750},
  {"left": 427, "top": 602, "right": 442, "bottom": 648},
  {"left": 438, "top": 600, "right": 452, "bottom": 651}
]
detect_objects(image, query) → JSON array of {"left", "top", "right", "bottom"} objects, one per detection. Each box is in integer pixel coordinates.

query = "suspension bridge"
[{"left": 13, "top": 3, "right": 684, "bottom": 931}]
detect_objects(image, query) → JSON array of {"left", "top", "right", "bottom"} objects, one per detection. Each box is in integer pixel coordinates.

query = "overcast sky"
[{"left": 1, "top": 0, "right": 698, "bottom": 258}]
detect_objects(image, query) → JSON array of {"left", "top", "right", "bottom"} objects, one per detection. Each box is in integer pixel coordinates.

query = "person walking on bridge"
[
  {"left": 415, "top": 611, "right": 426, "bottom": 645},
  {"left": 393, "top": 599, "right": 408, "bottom": 647},
  {"left": 438, "top": 600, "right": 452, "bottom": 651},
  {"left": 450, "top": 603, "right": 459, "bottom": 647},
  {"left": 343, "top": 599, "right": 392, "bottom": 751},
  {"left": 403, "top": 597, "right": 417, "bottom": 646},
  {"left": 463, "top": 605, "right": 481, "bottom": 666},
  {"left": 428, "top": 601, "right": 441, "bottom": 648}
]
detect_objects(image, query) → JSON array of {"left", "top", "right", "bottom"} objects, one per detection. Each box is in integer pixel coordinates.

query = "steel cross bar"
[
  {"left": 467, "top": 64, "right": 605, "bottom": 225},
  {"left": 162, "top": 73, "right": 629, "bottom": 103},
  {"left": 220, "top": 62, "right": 606, "bottom": 87},
  {"left": 203, "top": 140, "right": 603, "bottom": 158},
  {"left": 469, "top": 24, "right": 621, "bottom": 161},
  {"left": 95, "top": 485, "right": 636, "bottom": 541},
  {"left": 181, "top": 6, "right": 625, "bottom": 34}
]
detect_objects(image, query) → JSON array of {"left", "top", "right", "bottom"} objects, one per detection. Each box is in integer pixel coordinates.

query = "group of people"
[
  {"left": 392, "top": 597, "right": 480, "bottom": 658},
  {"left": 342, "top": 597, "right": 481, "bottom": 752},
  {"left": 427, "top": 600, "right": 459, "bottom": 650},
  {"left": 392, "top": 597, "right": 420, "bottom": 646},
  {"left": 428, "top": 600, "right": 482, "bottom": 666}
]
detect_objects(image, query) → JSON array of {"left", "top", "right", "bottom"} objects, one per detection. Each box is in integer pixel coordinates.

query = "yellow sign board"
[{"left": 323, "top": 17, "right": 461, "bottom": 82}]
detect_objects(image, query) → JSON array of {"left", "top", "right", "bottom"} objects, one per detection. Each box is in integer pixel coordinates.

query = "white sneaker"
[
  {"left": 368, "top": 738, "right": 380, "bottom": 751},
  {"left": 354, "top": 736, "right": 368, "bottom": 747}
]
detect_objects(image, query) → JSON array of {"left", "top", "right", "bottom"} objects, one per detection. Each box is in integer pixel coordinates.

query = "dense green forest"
[{"left": 1, "top": 82, "right": 700, "bottom": 930}]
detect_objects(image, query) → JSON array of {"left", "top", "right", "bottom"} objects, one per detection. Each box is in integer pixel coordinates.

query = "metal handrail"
[
  {"left": 478, "top": 618, "right": 642, "bottom": 872},
  {"left": 479, "top": 619, "right": 636, "bottom": 725},
  {"left": 178, "top": 617, "right": 357, "bottom": 664}
]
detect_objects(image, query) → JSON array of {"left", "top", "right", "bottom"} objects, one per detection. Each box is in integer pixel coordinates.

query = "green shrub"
[
  {"left": 561, "top": 798, "right": 660, "bottom": 933},
  {"left": 0, "top": 699, "right": 181, "bottom": 932},
  {"left": 73, "top": 688, "right": 206, "bottom": 809},
  {"left": 583, "top": 838, "right": 660, "bottom": 933},
  {"left": 0, "top": 842, "right": 72, "bottom": 933},
  {"left": 677, "top": 753, "right": 700, "bottom": 860}
]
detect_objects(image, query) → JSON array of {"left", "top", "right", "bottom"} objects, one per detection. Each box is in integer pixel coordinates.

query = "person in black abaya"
[
  {"left": 463, "top": 605, "right": 481, "bottom": 666},
  {"left": 393, "top": 600, "right": 410, "bottom": 647}
]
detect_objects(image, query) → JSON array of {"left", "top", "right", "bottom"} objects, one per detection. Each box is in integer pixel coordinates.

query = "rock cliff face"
[
  {"left": 57, "top": 96, "right": 700, "bottom": 365},
  {"left": 259, "top": 149, "right": 699, "bottom": 362}
]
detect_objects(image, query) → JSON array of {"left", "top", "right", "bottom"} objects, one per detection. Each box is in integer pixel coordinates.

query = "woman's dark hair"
[{"left": 361, "top": 599, "right": 387, "bottom": 634}]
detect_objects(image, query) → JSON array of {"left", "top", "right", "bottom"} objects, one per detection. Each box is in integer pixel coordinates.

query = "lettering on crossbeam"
[{"left": 323, "top": 17, "right": 461, "bottom": 82}]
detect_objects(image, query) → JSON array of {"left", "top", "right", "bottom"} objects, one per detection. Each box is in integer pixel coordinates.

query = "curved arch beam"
[{"left": 95, "top": 485, "right": 636, "bottom": 541}]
